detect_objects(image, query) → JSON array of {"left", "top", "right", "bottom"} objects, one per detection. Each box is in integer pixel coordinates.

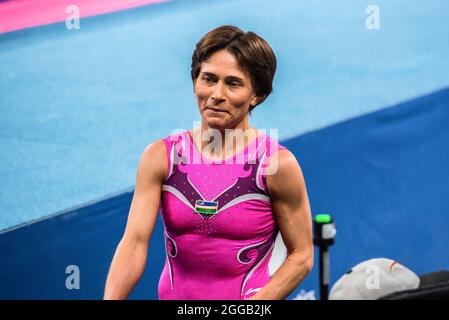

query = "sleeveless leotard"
[{"left": 158, "top": 130, "right": 287, "bottom": 299}]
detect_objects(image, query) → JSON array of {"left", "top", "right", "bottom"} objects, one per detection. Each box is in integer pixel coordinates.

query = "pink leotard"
[{"left": 158, "top": 130, "right": 287, "bottom": 300}]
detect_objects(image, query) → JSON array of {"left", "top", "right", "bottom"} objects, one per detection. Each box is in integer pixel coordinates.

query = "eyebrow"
[{"left": 201, "top": 72, "right": 244, "bottom": 83}]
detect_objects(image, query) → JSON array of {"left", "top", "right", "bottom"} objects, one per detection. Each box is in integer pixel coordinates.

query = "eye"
[
  {"left": 228, "top": 81, "right": 242, "bottom": 87},
  {"left": 201, "top": 75, "right": 214, "bottom": 83}
]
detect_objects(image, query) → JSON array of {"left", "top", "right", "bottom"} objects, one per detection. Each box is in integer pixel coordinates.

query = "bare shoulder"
[
  {"left": 265, "top": 149, "right": 305, "bottom": 198},
  {"left": 269, "top": 149, "right": 303, "bottom": 178},
  {"left": 138, "top": 139, "right": 168, "bottom": 183}
]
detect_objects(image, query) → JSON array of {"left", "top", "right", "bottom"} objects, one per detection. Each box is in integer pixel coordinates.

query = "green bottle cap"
[{"left": 315, "top": 214, "right": 332, "bottom": 224}]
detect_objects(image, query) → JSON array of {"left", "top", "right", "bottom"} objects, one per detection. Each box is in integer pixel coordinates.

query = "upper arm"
[
  {"left": 122, "top": 139, "right": 168, "bottom": 245},
  {"left": 266, "top": 150, "right": 313, "bottom": 260}
]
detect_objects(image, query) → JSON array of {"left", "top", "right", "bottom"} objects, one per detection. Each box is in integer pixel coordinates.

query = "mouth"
[{"left": 206, "top": 107, "right": 229, "bottom": 114}]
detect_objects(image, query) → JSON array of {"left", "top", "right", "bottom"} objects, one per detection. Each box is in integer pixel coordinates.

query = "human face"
[{"left": 194, "top": 49, "right": 259, "bottom": 131}]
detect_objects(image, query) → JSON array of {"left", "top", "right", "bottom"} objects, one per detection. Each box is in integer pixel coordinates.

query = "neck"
[{"left": 193, "top": 116, "right": 258, "bottom": 160}]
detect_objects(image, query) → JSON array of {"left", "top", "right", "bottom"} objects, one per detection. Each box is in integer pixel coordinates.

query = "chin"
[{"left": 204, "top": 118, "right": 227, "bottom": 130}]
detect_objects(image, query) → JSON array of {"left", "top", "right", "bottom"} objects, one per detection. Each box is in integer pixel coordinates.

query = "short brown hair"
[{"left": 191, "top": 25, "right": 277, "bottom": 111}]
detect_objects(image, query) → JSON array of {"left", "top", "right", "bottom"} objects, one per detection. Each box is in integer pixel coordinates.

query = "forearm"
[
  {"left": 251, "top": 251, "right": 313, "bottom": 300},
  {"left": 104, "top": 238, "right": 148, "bottom": 300}
]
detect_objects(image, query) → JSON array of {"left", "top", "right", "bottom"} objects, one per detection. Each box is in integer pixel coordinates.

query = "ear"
[
  {"left": 250, "top": 95, "right": 259, "bottom": 108},
  {"left": 193, "top": 78, "right": 198, "bottom": 94}
]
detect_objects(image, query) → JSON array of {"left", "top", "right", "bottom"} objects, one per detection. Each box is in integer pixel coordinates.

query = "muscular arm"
[
  {"left": 251, "top": 150, "right": 314, "bottom": 300},
  {"left": 103, "top": 140, "right": 167, "bottom": 299}
]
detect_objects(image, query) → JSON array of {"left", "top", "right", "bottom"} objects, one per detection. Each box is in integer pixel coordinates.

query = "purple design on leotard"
[
  {"left": 237, "top": 232, "right": 277, "bottom": 296},
  {"left": 213, "top": 161, "right": 268, "bottom": 205},
  {"left": 165, "top": 232, "right": 177, "bottom": 289},
  {"left": 164, "top": 144, "right": 268, "bottom": 218}
]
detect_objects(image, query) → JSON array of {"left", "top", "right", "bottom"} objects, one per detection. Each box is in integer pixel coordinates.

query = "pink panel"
[{"left": 0, "top": 0, "right": 169, "bottom": 34}]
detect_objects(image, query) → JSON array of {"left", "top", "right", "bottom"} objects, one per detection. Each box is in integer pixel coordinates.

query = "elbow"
[
  {"left": 121, "top": 232, "right": 149, "bottom": 251},
  {"left": 304, "top": 252, "right": 314, "bottom": 275},
  {"left": 305, "top": 244, "right": 314, "bottom": 274},
  {"left": 292, "top": 247, "right": 314, "bottom": 275}
]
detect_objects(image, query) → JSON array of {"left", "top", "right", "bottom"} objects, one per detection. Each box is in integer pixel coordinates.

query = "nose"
[{"left": 210, "top": 81, "right": 225, "bottom": 105}]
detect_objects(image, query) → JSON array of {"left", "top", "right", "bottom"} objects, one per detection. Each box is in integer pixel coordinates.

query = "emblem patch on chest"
[{"left": 194, "top": 200, "right": 219, "bottom": 219}]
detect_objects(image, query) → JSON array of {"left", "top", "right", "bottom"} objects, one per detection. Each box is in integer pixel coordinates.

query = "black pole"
[
  {"left": 313, "top": 214, "right": 336, "bottom": 301},
  {"left": 319, "top": 246, "right": 329, "bottom": 300}
]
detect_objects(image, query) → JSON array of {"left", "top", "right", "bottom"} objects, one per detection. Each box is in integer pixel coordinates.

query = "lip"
[{"left": 206, "top": 107, "right": 228, "bottom": 114}]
